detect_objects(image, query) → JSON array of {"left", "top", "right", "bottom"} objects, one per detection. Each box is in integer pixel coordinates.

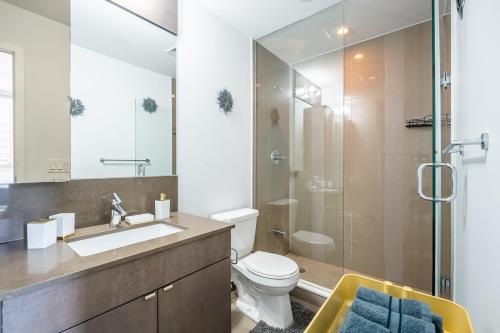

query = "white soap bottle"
[{"left": 155, "top": 193, "right": 170, "bottom": 220}]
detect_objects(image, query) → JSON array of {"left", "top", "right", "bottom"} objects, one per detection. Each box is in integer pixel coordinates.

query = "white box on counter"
[{"left": 27, "top": 219, "right": 57, "bottom": 249}]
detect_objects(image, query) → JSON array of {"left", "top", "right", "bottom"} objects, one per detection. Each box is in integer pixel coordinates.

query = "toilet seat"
[
  {"left": 291, "top": 230, "right": 334, "bottom": 246},
  {"left": 242, "top": 251, "right": 299, "bottom": 280}
]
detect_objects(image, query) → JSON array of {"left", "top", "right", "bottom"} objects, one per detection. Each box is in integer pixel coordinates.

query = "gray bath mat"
[{"left": 250, "top": 302, "right": 316, "bottom": 333}]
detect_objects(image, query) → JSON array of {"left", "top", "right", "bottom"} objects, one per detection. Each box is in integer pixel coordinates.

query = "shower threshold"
[{"left": 297, "top": 279, "right": 332, "bottom": 298}]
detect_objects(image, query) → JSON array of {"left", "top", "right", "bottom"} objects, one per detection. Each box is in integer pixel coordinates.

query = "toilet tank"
[{"left": 211, "top": 208, "right": 259, "bottom": 258}]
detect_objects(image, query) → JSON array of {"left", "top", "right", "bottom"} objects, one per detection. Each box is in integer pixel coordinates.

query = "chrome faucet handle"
[
  {"left": 112, "top": 192, "right": 122, "bottom": 205},
  {"left": 109, "top": 193, "right": 127, "bottom": 227},
  {"left": 110, "top": 209, "right": 122, "bottom": 227}
]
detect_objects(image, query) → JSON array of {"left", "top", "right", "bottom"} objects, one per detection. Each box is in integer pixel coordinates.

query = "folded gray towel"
[
  {"left": 351, "top": 298, "right": 390, "bottom": 327},
  {"left": 352, "top": 298, "right": 436, "bottom": 333},
  {"left": 356, "top": 287, "right": 438, "bottom": 322},
  {"left": 400, "top": 299, "right": 432, "bottom": 322},
  {"left": 340, "top": 311, "right": 390, "bottom": 333},
  {"left": 356, "top": 287, "right": 392, "bottom": 308},
  {"left": 400, "top": 314, "right": 436, "bottom": 333},
  {"left": 432, "top": 314, "right": 444, "bottom": 333}
]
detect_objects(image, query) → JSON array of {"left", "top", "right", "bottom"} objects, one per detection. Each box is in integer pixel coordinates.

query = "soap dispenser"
[{"left": 155, "top": 193, "right": 170, "bottom": 220}]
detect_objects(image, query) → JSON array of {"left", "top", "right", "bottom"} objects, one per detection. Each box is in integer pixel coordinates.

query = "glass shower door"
[{"left": 416, "top": 0, "right": 453, "bottom": 297}]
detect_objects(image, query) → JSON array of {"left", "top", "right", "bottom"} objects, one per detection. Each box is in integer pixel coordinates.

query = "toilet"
[
  {"left": 211, "top": 208, "right": 300, "bottom": 329},
  {"left": 290, "top": 230, "right": 335, "bottom": 262}
]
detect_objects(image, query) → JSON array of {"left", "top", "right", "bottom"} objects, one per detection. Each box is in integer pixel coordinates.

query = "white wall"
[
  {"left": 177, "top": 0, "right": 252, "bottom": 217},
  {"left": 452, "top": 1, "right": 500, "bottom": 332},
  {"left": 71, "top": 45, "right": 172, "bottom": 179}
]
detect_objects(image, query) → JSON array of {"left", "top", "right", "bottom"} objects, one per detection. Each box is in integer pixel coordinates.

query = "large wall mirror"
[
  {"left": 0, "top": 0, "right": 71, "bottom": 183},
  {"left": 0, "top": 0, "right": 176, "bottom": 183},
  {"left": 71, "top": 0, "right": 176, "bottom": 179}
]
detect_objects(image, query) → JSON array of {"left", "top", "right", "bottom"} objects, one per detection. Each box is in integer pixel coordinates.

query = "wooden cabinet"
[
  {"left": 158, "top": 259, "right": 231, "bottom": 333},
  {"left": 64, "top": 292, "right": 157, "bottom": 333},
  {"left": 1, "top": 231, "right": 231, "bottom": 333},
  {"left": 63, "top": 259, "right": 230, "bottom": 333}
]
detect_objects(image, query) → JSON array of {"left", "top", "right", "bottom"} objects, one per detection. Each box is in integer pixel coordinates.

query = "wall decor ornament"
[
  {"left": 142, "top": 97, "right": 158, "bottom": 114},
  {"left": 69, "top": 97, "right": 85, "bottom": 117},
  {"left": 216, "top": 88, "right": 233, "bottom": 115}
]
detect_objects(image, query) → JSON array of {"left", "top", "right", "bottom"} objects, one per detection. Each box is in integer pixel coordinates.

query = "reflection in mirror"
[
  {"left": 0, "top": 0, "right": 71, "bottom": 183},
  {"left": 0, "top": 50, "right": 14, "bottom": 183},
  {"left": 71, "top": 0, "right": 176, "bottom": 179}
]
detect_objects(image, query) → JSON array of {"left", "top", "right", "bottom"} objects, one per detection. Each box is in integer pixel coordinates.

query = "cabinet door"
[
  {"left": 64, "top": 291, "right": 157, "bottom": 333},
  {"left": 158, "top": 259, "right": 231, "bottom": 333}
]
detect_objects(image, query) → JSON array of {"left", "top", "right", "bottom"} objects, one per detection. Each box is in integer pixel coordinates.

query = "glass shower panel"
[
  {"left": 135, "top": 100, "right": 172, "bottom": 177},
  {"left": 291, "top": 58, "right": 345, "bottom": 289},
  {"left": 255, "top": 2, "right": 346, "bottom": 290},
  {"left": 255, "top": 0, "right": 442, "bottom": 294}
]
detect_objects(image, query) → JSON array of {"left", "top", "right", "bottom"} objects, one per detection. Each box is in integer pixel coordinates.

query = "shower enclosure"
[{"left": 253, "top": 0, "right": 452, "bottom": 298}]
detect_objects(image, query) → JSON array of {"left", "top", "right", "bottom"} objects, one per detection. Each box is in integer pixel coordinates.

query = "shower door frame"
[{"left": 429, "top": 0, "right": 454, "bottom": 298}]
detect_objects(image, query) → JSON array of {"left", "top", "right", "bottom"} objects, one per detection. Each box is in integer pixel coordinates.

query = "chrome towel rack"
[
  {"left": 100, "top": 158, "right": 151, "bottom": 163},
  {"left": 442, "top": 133, "right": 489, "bottom": 155}
]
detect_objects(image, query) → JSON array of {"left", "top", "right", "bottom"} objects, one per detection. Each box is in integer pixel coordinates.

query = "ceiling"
[
  {"left": 71, "top": 0, "right": 176, "bottom": 77},
  {"left": 196, "top": 0, "right": 344, "bottom": 39},
  {"left": 1, "top": 0, "right": 70, "bottom": 25},
  {"left": 258, "top": 0, "right": 433, "bottom": 64}
]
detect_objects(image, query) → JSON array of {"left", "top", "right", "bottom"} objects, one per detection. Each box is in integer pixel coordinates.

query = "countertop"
[{"left": 0, "top": 212, "right": 233, "bottom": 301}]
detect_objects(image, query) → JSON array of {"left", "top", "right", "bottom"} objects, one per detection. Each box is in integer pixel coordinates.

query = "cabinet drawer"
[{"left": 64, "top": 292, "right": 157, "bottom": 333}]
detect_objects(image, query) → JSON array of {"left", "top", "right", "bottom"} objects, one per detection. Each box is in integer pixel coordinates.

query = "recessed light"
[
  {"left": 353, "top": 53, "right": 364, "bottom": 60},
  {"left": 368, "top": 76, "right": 376, "bottom": 80},
  {"left": 336, "top": 26, "right": 349, "bottom": 36}
]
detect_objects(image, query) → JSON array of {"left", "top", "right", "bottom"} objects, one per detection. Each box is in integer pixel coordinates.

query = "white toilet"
[{"left": 211, "top": 208, "right": 300, "bottom": 329}]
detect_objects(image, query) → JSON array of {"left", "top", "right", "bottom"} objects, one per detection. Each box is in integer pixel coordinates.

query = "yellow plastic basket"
[{"left": 304, "top": 274, "right": 473, "bottom": 333}]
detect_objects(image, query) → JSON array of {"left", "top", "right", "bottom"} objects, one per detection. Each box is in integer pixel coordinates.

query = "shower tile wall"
[
  {"left": 254, "top": 43, "right": 291, "bottom": 254},
  {"left": 344, "top": 21, "right": 434, "bottom": 292}
]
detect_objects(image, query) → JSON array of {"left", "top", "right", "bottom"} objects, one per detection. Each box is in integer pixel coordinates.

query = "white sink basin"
[{"left": 67, "top": 223, "right": 184, "bottom": 256}]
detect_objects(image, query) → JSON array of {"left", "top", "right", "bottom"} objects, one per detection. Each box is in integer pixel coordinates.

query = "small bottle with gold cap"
[{"left": 155, "top": 193, "right": 170, "bottom": 220}]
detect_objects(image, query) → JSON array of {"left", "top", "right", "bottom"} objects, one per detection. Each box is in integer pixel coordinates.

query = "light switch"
[{"left": 48, "top": 159, "right": 70, "bottom": 173}]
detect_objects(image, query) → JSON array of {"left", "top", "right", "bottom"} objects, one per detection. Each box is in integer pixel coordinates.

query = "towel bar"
[{"left": 442, "top": 133, "right": 489, "bottom": 155}]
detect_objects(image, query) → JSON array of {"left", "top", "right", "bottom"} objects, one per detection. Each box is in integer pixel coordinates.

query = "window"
[{"left": 0, "top": 50, "right": 14, "bottom": 183}]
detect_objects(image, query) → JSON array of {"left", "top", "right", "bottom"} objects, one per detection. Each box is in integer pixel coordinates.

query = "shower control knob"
[{"left": 270, "top": 150, "right": 287, "bottom": 164}]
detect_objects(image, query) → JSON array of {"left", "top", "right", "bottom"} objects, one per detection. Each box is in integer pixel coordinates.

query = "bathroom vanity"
[{"left": 0, "top": 213, "right": 232, "bottom": 333}]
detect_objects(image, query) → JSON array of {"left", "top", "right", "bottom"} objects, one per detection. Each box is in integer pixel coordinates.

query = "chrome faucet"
[{"left": 110, "top": 192, "right": 127, "bottom": 227}]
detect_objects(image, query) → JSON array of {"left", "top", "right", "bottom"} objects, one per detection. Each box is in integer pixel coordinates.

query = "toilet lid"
[{"left": 243, "top": 251, "right": 299, "bottom": 280}]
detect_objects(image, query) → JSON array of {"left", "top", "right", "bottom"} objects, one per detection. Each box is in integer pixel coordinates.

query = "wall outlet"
[{"left": 48, "top": 159, "right": 70, "bottom": 173}]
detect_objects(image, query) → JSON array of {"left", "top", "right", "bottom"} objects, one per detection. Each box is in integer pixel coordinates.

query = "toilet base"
[
  {"left": 233, "top": 269, "right": 295, "bottom": 329},
  {"left": 235, "top": 290, "right": 294, "bottom": 329}
]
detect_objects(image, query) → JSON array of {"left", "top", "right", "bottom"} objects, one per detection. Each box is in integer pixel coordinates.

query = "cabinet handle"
[
  {"left": 163, "top": 284, "right": 174, "bottom": 292},
  {"left": 144, "top": 292, "right": 156, "bottom": 301}
]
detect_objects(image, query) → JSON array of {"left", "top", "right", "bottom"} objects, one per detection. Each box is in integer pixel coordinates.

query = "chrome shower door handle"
[
  {"left": 417, "top": 163, "right": 434, "bottom": 201},
  {"left": 417, "top": 162, "right": 457, "bottom": 202}
]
